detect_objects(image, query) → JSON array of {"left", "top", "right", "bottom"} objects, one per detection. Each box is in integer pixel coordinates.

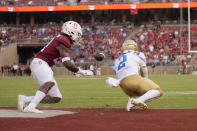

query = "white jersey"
[{"left": 112, "top": 50, "right": 146, "bottom": 80}]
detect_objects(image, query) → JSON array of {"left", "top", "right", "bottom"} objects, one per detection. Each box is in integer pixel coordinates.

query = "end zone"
[{"left": 0, "top": 109, "right": 76, "bottom": 118}]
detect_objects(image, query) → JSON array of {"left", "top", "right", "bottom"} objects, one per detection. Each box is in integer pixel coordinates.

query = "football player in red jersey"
[{"left": 17, "top": 21, "right": 93, "bottom": 113}]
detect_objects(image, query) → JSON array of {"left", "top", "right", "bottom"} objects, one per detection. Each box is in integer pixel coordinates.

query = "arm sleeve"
[{"left": 141, "top": 66, "right": 148, "bottom": 78}]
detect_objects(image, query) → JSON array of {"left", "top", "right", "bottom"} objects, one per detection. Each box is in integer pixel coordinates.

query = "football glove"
[
  {"left": 76, "top": 68, "right": 94, "bottom": 76},
  {"left": 106, "top": 77, "right": 120, "bottom": 88}
]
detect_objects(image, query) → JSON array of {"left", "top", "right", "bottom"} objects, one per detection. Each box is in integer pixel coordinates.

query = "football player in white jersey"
[{"left": 106, "top": 40, "right": 163, "bottom": 111}]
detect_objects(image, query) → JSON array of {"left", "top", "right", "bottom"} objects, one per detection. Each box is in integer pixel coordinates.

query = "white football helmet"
[
  {"left": 121, "top": 40, "right": 138, "bottom": 52},
  {"left": 61, "top": 21, "right": 82, "bottom": 44}
]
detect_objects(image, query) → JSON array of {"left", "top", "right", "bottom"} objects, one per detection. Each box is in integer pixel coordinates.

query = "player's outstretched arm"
[
  {"left": 56, "top": 44, "right": 79, "bottom": 73},
  {"left": 56, "top": 44, "right": 93, "bottom": 76},
  {"left": 140, "top": 66, "right": 148, "bottom": 78}
]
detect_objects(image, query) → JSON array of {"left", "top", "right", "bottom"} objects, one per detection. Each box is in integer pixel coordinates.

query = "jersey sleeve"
[
  {"left": 112, "top": 59, "right": 117, "bottom": 71},
  {"left": 138, "top": 52, "right": 146, "bottom": 63},
  {"left": 55, "top": 35, "right": 71, "bottom": 48},
  {"left": 139, "top": 58, "right": 146, "bottom": 67},
  {"left": 136, "top": 52, "right": 146, "bottom": 67},
  {"left": 112, "top": 63, "right": 115, "bottom": 71}
]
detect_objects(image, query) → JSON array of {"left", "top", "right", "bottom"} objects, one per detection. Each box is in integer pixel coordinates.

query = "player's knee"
[
  {"left": 53, "top": 97, "right": 61, "bottom": 103},
  {"left": 39, "top": 81, "right": 55, "bottom": 94}
]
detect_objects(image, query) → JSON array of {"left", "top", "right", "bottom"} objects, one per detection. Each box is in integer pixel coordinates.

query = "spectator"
[{"left": 12, "top": 63, "right": 18, "bottom": 76}]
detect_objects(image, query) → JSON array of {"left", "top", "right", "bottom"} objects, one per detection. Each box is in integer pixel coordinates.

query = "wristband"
[{"left": 62, "top": 57, "right": 70, "bottom": 62}]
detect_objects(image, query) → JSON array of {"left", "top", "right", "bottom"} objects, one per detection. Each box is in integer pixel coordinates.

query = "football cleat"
[
  {"left": 131, "top": 99, "right": 148, "bottom": 109},
  {"left": 23, "top": 106, "right": 44, "bottom": 113},
  {"left": 17, "top": 94, "right": 26, "bottom": 112},
  {"left": 126, "top": 98, "right": 135, "bottom": 111}
]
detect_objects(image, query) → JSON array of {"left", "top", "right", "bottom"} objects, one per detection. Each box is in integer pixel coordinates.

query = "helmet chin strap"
[
  {"left": 60, "top": 33, "right": 74, "bottom": 44},
  {"left": 72, "top": 40, "right": 81, "bottom": 46}
]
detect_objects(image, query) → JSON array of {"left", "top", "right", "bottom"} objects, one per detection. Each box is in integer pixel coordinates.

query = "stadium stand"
[
  {"left": 1, "top": 1, "right": 197, "bottom": 76},
  {"left": 1, "top": 22, "right": 195, "bottom": 66},
  {"left": 131, "top": 24, "right": 196, "bottom": 66}
]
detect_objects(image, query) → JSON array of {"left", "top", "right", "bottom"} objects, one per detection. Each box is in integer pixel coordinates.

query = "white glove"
[
  {"left": 77, "top": 68, "right": 94, "bottom": 76},
  {"left": 75, "top": 73, "right": 82, "bottom": 77},
  {"left": 84, "top": 70, "right": 94, "bottom": 76},
  {"left": 106, "top": 77, "right": 120, "bottom": 88}
]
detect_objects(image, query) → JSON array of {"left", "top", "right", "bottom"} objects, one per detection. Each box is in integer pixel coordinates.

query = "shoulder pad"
[
  {"left": 131, "top": 51, "right": 146, "bottom": 62},
  {"left": 55, "top": 35, "right": 71, "bottom": 48}
]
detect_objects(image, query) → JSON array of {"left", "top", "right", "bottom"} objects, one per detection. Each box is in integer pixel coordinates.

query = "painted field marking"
[
  {"left": 165, "top": 91, "right": 197, "bottom": 95},
  {"left": 0, "top": 109, "right": 76, "bottom": 118}
]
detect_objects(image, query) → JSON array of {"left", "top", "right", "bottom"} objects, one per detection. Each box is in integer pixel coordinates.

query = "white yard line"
[
  {"left": 2, "top": 91, "right": 197, "bottom": 99},
  {"left": 165, "top": 91, "right": 197, "bottom": 95}
]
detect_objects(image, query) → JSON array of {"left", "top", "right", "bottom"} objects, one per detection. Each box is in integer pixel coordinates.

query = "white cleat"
[
  {"left": 131, "top": 99, "right": 148, "bottom": 109},
  {"left": 126, "top": 98, "right": 135, "bottom": 111},
  {"left": 23, "top": 106, "right": 44, "bottom": 113},
  {"left": 17, "top": 94, "right": 26, "bottom": 112}
]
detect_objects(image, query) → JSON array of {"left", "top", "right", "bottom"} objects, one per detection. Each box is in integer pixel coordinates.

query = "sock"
[
  {"left": 24, "top": 96, "right": 34, "bottom": 102},
  {"left": 128, "top": 97, "right": 135, "bottom": 108},
  {"left": 136, "top": 89, "right": 161, "bottom": 103},
  {"left": 28, "top": 90, "right": 46, "bottom": 109}
]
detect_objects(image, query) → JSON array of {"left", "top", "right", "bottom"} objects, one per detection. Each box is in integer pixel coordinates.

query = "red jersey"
[{"left": 36, "top": 35, "right": 71, "bottom": 66}]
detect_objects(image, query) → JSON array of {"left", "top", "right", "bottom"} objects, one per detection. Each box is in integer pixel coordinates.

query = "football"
[{"left": 94, "top": 52, "right": 105, "bottom": 61}]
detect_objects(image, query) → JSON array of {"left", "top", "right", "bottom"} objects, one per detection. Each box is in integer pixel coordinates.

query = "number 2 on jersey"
[{"left": 118, "top": 54, "right": 127, "bottom": 71}]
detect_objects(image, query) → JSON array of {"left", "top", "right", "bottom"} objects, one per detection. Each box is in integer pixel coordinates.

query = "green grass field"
[{"left": 0, "top": 75, "right": 197, "bottom": 109}]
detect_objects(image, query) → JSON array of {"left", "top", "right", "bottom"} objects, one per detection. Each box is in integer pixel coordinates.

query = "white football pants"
[{"left": 30, "top": 58, "right": 62, "bottom": 98}]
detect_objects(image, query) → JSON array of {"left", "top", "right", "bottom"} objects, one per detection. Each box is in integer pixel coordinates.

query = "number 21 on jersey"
[
  {"left": 117, "top": 54, "right": 127, "bottom": 71},
  {"left": 41, "top": 35, "right": 61, "bottom": 52}
]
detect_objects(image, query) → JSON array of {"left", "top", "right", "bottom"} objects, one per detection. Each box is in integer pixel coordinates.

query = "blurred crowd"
[
  {"left": 1, "top": 63, "right": 31, "bottom": 76},
  {"left": 71, "top": 25, "right": 130, "bottom": 64},
  {"left": 0, "top": 23, "right": 61, "bottom": 46},
  {"left": 1, "top": 22, "right": 197, "bottom": 68},
  {"left": 0, "top": 0, "right": 197, "bottom": 7},
  {"left": 0, "top": 23, "right": 131, "bottom": 69},
  {"left": 132, "top": 24, "right": 197, "bottom": 66}
]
